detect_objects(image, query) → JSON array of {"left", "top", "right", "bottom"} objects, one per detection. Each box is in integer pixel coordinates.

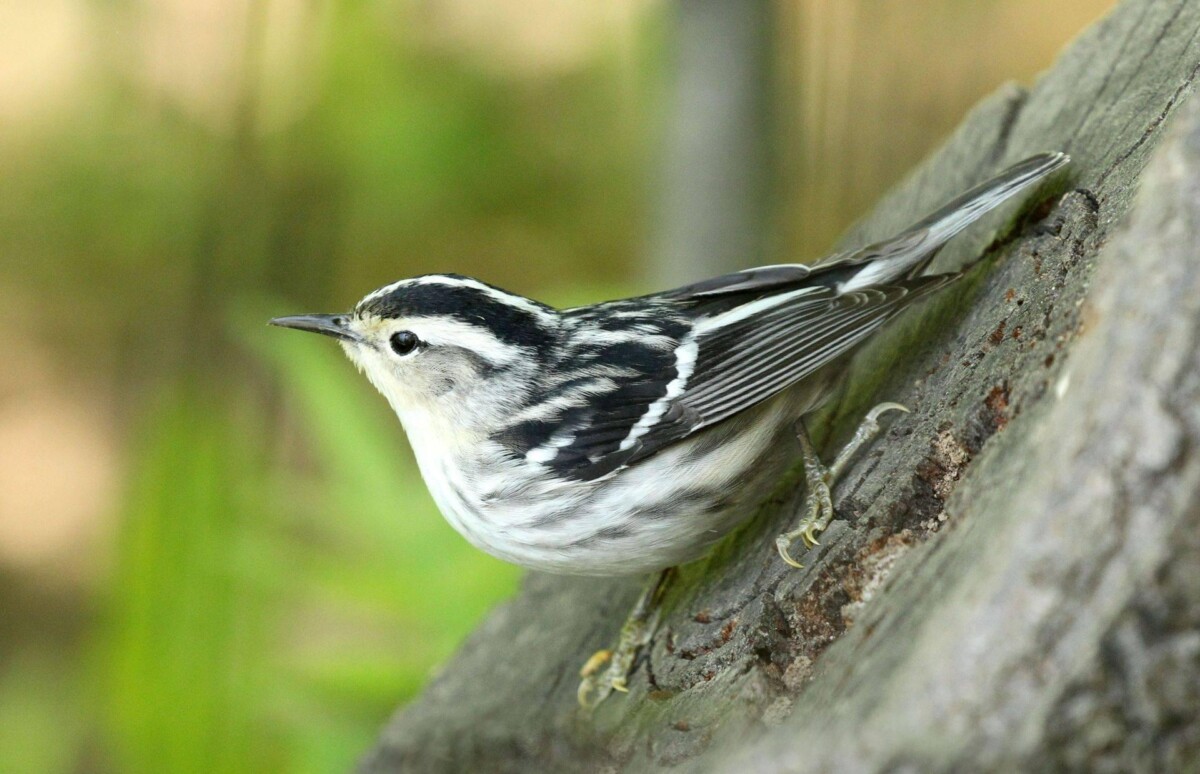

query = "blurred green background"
[{"left": 0, "top": 1, "right": 1113, "bottom": 772}]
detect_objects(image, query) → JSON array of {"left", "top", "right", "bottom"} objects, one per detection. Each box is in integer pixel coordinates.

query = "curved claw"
[
  {"left": 777, "top": 403, "right": 906, "bottom": 572},
  {"left": 776, "top": 535, "right": 805, "bottom": 569},
  {"left": 576, "top": 569, "right": 672, "bottom": 711},
  {"left": 866, "top": 401, "right": 910, "bottom": 423}
]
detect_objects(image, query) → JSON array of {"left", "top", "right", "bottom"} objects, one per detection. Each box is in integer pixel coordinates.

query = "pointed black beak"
[{"left": 269, "top": 314, "right": 360, "bottom": 343}]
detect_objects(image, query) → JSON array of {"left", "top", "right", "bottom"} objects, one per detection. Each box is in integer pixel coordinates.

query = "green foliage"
[
  {"left": 102, "top": 387, "right": 279, "bottom": 774},
  {"left": 0, "top": 649, "right": 85, "bottom": 774},
  {"left": 92, "top": 312, "right": 520, "bottom": 774},
  {"left": 248, "top": 302, "right": 521, "bottom": 683},
  {"left": 0, "top": 2, "right": 649, "bottom": 770},
  {"left": 0, "top": 21, "right": 651, "bottom": 762}
]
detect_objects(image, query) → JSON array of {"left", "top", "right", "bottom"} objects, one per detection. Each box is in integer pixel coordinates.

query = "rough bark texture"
[{"left": 360, "top": 0, "right": 1200, "bottom": 770}]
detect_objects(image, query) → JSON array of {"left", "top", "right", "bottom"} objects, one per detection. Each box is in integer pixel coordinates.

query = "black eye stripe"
[
  {"left": 358, "top": 278, "right": 556, "bottom": 350},
  {"left": 390, "top": 331, "right": 421, "bottom": 356}
]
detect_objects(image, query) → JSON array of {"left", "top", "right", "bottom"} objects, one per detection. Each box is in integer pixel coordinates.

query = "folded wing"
[{"left": 504, "top": 153, "right": 1066, "bottom": 480}]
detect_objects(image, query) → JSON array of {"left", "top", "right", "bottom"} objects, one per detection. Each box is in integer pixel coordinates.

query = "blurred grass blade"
[{"left": 101, "top": 386, "right": 278, "bottom": 774}]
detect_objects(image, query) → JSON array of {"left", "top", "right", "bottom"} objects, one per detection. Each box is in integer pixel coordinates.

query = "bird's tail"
[{"left": 836, "top": 152, "right": 1069, "bottom": 293}]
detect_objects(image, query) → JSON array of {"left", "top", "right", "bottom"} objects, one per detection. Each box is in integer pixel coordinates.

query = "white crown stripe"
[{"left": 359, "top": 274, "right": 556, "bottom": 323}]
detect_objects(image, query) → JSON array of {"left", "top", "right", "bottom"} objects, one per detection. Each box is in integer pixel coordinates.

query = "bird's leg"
[
  {"left": 776, "top": 402, "right": 908, "bottom": 568},
  {"left": 578, "top": 567, "right": 674, "bottom": 710}
]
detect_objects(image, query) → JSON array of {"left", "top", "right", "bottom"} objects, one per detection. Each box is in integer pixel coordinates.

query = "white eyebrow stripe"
[{"left": 402, "top": 316, "right": 526, "bottom": 365}]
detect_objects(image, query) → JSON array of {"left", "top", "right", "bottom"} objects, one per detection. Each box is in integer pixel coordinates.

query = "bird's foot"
[
  {"left": 776, "top": 403, "right": 908, "bottom": 569},
  {"left": 776, "top": 473, "right": 833, "bottom": 568},
  {"left": 577, "top": 568, "right": 673, "bottom": 711}
]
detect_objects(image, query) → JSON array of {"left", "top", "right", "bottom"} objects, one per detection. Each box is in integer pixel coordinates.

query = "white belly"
[{"left": 407, "top": 387, "right": 821, "bottom": 576}]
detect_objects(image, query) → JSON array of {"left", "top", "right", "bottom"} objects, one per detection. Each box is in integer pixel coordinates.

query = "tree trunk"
[
  {"left": 360, "top": 0, "right": 1200, "bottom": 770},
  {"left": 649, "top": 0, "right": 776, "bottom": 286}
]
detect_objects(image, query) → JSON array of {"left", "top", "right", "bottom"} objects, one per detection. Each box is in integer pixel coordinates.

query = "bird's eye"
[{"left": 389, "top": 330, "right": 421, "bottom": 356}]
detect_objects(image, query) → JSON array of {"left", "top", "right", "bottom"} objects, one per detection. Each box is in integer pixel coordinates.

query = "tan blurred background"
[{"left": 0, "top": 1, "right": 1114, "bottom": 772}]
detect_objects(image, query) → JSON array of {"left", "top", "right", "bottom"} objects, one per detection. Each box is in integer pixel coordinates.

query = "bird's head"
[{"left": 271, "top": 274, "right": 557, "bottom": 434}]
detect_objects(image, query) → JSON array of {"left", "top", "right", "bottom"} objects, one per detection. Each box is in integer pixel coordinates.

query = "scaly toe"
[
  {"left": 577, "top": 677, "right": 601, "bottom": 709},
  {"left": 577, "top": 649, "right": 615, "bottom": 709},
  {"left": 579, "top": 649, "right": 612, "bottom": 678}
]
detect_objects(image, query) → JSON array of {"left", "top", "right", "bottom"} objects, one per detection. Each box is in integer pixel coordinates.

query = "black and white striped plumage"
[{"left": 271, "top": 153, "right": 1067, "bottom": 575}]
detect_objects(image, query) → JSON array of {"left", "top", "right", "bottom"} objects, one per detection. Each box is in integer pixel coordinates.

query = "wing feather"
[
  {"left": 682, "top": 279, "right": 950, "bottom": 423},
  {"left": 516, "top": 275, "right": 950, "bottom": 480},
  {"left": 498, "top": 153, "right": 1067, "bottom": 480}
]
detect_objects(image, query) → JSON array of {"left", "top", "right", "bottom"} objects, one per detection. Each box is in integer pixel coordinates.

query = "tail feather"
[{"left": 837, "top": 152, "right": 1068, "bottom": 292}]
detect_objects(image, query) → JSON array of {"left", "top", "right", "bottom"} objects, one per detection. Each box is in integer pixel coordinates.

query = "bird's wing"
[
  {"left": 674, "top": 277, "right": 953, "bottom": 427},
  {"left": 658, "top": 263, "right": 815, "bottom": 299},
  {"left": 648, "top": 153, "right": 1067, "bottom": 306},
  {"left": 504, "top": 275, "right": 950, "bottom": 481},
  {"left": 503, "top": 153, "right": 1067, "bottom": 480}
]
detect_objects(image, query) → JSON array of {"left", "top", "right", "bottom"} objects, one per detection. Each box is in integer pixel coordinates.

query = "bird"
[{"left": 270, "top": 151, "right": 1068, "bottom": 708}]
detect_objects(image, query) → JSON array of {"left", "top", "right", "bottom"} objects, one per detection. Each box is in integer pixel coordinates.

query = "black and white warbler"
[{"left": 271, "top": 152, "right": 1067, "bottom": 706}]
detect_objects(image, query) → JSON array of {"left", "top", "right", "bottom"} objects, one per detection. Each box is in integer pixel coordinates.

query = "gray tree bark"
[{"left": 360, "top": 0, "right": 1200, "bottom": 770}]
